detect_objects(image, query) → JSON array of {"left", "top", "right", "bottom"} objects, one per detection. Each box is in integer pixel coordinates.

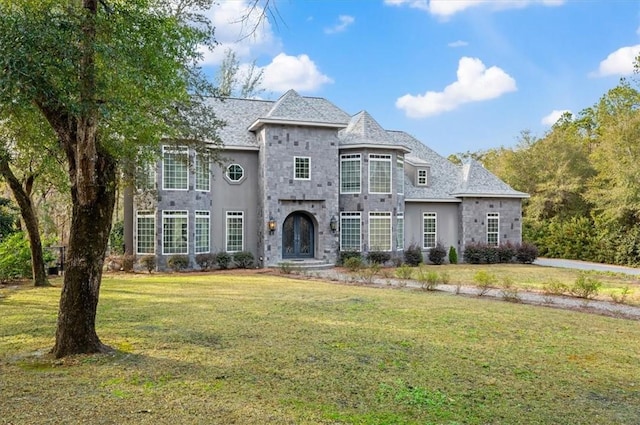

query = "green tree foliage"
[
  {"left": 471, "top": 73, "right": 640, "bottom": 266},
  {"left": 0, "top": 0, "right": 226, "bottom": 357}
]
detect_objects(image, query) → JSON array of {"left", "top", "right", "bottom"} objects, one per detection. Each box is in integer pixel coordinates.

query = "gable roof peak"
[{"left": 342, "top": 110, "right": 392, "bottom": 143}]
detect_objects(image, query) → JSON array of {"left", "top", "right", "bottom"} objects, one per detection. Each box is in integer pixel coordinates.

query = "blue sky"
[{"left": 200, "top": 0, "right": 640, "bottom": 156}]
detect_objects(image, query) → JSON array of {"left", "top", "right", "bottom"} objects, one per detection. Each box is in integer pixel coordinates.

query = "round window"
[{"left": 226, "top": 164, "right": 244, "bottom": 182}]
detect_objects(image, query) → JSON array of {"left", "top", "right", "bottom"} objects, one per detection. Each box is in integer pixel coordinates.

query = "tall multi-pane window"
[
  {"left": 226, "top": 211, "right": 244, "bottom": 252},
  {"left": 162, "top": 146, "right": 188, "bottom": 190},
  {"left": 369, "top": 212, "right": 392, "bottom": 251},
  {"left": 397, "top": 156, "right": 404, "bottom": 195},
  {"left": 396, "top": 213, "right": 404, "bottom": 251},
  {"left": 487, "top": 212, "right": 500, "bottom": 246},
  {"left": 417, "top": 168, "right": 428, "bottom": 186},
  {"left": 340, "top": 212, "right": 361, "bottom": 251},
  {"left": 195, "top": 211, "right": 210, "bottom": 254},
  {"left": 340, "top": 154, "right": 361, "bottom": 194},
  {"left": 369, "top": 154, "right": 392, "bottom": 194},
  {"left": 195, "top": 154, "right": 210, "bottom": 192},
  {"left": 136, "top": 211, "right": 155, "bottom": 255},
  {"left": 423, "top": 212, "right": 437, "bottom": 249},
  {"left": 294, "top": 157, "right": 310, "bottom": 180},
  {"left": 162, "top": 210, "right": 188, "bottom": 255}
]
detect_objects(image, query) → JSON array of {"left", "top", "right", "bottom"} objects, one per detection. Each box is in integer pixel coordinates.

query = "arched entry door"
[{"left": 282, "top": 212, "right": 314, "bottom": 259}]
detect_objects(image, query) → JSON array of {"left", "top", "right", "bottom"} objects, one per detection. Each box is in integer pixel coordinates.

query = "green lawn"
[{"left": 1, "top": 271, "right": 639, "bottom": 424}]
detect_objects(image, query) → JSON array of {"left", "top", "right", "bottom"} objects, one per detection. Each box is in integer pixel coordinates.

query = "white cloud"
[
  {"left": 448, "top": 40, "right": 469, "bottom": 48},
  {"left": 591, "top": 44, "right": 640, "bottom": 77},
  {"left": 541, "top": 109, "right": 572, "bottom": 126},
  {"left": 261, "top": 53, "right": 333, "bottom": 93},
  {"left": 384, "top": 0, "right": 565, "bottom": 18},
  {"left": 395, "top": 57, "right": 517, "bottom": 118},
  {"left": 198, "top": 0, "right": 280, "bottom": 65},
  {"left": 325, "top": 15, "right": 355, "bottom": 34}
]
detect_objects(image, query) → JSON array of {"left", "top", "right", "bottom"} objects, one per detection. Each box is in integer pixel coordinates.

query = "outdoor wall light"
[
  {"left": 329, "top": 215, "right": 338, "bottom": 233},
  {"left": 268, "top": 217, "right": 276, "bottom": 234}
]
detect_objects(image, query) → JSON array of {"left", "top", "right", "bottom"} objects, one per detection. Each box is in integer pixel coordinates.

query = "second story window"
[
  {"left": 294, "top": 156, "right": 310, "bottom": 180},
  {"left": 226, "top": 164, "right": 244, "bottom": 182},
  {"left": 162, "top": 146, "right": 188, "bottom": 190},
  {"left": 369, "top": 154, "right": 392, "bottom": 194},
  {"left": 195, "top": 154, "right": 210, "bottom": 192},
  {"left": 340, "top": 154, "right": 361, "bottom": 194}
]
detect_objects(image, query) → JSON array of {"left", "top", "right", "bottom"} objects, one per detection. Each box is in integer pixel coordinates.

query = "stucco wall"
[{"left": 404, "top": 202, "right": 460, "bottom": 259}]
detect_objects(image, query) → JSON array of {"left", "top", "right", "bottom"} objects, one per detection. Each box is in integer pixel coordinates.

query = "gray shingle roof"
[
  {"left": 264, "top": 89, "right": 350, "bottom": 125},
  {"left": 206, "top": 97, "right": 272, "bottom": 147},
  {"left": 452, "top": 160, "right": 529, "bottom": 198},
  {"left": 339, "top": 111, "right": 396, "bottom": 146}
]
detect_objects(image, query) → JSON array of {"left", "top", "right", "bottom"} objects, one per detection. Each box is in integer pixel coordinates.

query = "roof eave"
[
  {"left": 451, "top": 192, "right": 530, "bottom": 199},
  {"left": 339, "top": 143, "right": 411, "bottom": 153},
  {"left": 405, "top": 198, "right": 462, "bottom": 203},
  {"left": 248, "top": 118, "right": 348, "bottom": 132}
]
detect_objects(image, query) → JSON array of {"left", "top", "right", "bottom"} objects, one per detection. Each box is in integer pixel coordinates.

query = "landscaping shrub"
[
  {"left": 390, "top": 255, "right": 403, "bottom": 267},
  {"left": 542, "top": 279, "right": 569, "bottom": 296},
  {"left": 339, "top": 251, "right": 362, "bottom": 266},
  {"left": 195, "top": 253, "right": 217, "bottom": 271},
  {"left": 404, "top": 243, "right": 423, "bottom": 267},
  {"left": 367, "top": 251, "right": 391, "bottom": 265},
  {"left": 515, "top": 242, "right": 539, "bottom": 264},
  {"left": 463, "top": 243, "right": 486, "bottom": 264},
  {"left": 500, "top": 277, "right": 521, "bottom": 303},
  {"left": 496, "top": 242, "right": 516, "bottom": 263},
  {"left": 415, "top": 266, "right": 439, "bottom": 290},
  {"left": 233, "top": 251, "right": 254, "bottom": 269},
  {"left": 358, "top": 263, "right": 380, "bottom": 284},
  {"left": 428, "top": 242, "right": 447, "bottom": 265},
  {"left": 448, "top": 246, "right": 458, "bottom": 264},
  {"left": 395, "top": 264, "right": 413, "bottom": 279},
  {"left": 167, "top": 255, "right": 189, "bottom": 271},
  {"left": 440, "top": 271, "right": 450, "bottom": 285},
  {"left": 279, "top": 262, "right": 293, "bottom": 274},
  {"left": 571, "top": 273, "right": 602, "bottom": 299},
  {"left": 473, "top": 270, "right": 497, "bottom": 296},
  {"left": 121, "top": 254, "right": 135, "bottom": 272},
  {"left": 139, "top": 255, "right": 156, "bottom": 273},
  {"left": 0, "top": 232, "right": 32, "bottom": 282},
  {"left": 215, "top": 251, "right": 232, "bottom": 269},
  {"left": 344, "top": 256, "right": 363, "bottom": 272}
]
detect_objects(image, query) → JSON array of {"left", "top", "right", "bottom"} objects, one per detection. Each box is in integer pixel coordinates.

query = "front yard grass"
[{"left": 1, "top": 271, "right": 639, "bottom": 424}]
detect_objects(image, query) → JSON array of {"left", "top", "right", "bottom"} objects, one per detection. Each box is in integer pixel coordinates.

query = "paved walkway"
[{"left": 534, "top": 258, "right": 640, "bottom": 275}]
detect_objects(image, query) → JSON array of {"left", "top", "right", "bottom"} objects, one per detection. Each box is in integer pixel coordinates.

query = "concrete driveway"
[{"left": 534, "top": 258, "right": 640, "bottom": 276}]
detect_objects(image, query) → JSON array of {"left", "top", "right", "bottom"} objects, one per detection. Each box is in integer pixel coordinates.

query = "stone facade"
[{"left": 127, "top": 90, "right": 528, "bottom": 269}]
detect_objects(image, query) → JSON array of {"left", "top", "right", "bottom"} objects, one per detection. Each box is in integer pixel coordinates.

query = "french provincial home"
[{"left": 125, "top": 90, "right": 528, "bottom": 269}]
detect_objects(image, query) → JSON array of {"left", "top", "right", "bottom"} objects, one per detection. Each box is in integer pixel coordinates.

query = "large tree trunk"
[
  {"left": 0, "top": 156, "right": 49, "bottom": 287},
  {"left": 51, "top": 148, "right": 117, "bottom": 358}
]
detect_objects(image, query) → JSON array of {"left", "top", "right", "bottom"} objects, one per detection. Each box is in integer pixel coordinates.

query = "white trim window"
[
  {"left": 369, "top": 154, "right": 392, "bottom": 194},
  {"left": 423, "top": 212, "right": 437, "bottom": 249},
  {"left": 396, "top": 213, "right": 404, "bottom": 251},
  {"left": 162, "top": 210, "right": 188, "bottom": 255},
  {"left": 195, "top": 211, "right": 210, "bottom": 254},
  {"left": 226, "top": 211, "right": 244, "bottom": 252},
  {"left": 369, "top": 212, "right": 392, "bottom": 251},
  {"left": 340, "top": 154, "right": 361, "bottom": 194},
  {"left": 294, "top": 156, "right": 311, "bottom": 180},
  {"left": 195, "top": 153, "right": 210, "bottom": 192},
  {"left": 340, "top": 212, "right": 361, "bottom": 252},
  {"left": 397, "top": 156, "right": 404, "bottom": 195},
  {"left": 487, "top": 212, "right": 500, "bottom": 246},
  {"left": 136, "top": 211, "right": 155, "bottom": 255},
  {"left": 226, "top": 164, "right": 244, "bottom": 183},
  {"left": 417, "top": 168, "right": 428, "bottom": 186},
  {"left": 136, "top": 162, "right": 156, "bottom": 191},
  {"left": 162, "top": 146, "right": 188, "bottom": 190}
]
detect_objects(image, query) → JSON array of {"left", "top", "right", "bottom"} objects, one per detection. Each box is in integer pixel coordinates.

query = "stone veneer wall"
[
  {"left": 259, "top": 125, "right": 341, "bottom": 266},
  {"left": 459, "top": 197, "right": 523, "bottom": 250}
]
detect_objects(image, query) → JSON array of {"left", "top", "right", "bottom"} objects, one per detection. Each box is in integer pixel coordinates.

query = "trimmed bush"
[
  {"left": 167, "top": 255, "right": 189, "bottom": 272},
  {"left": 473, "top": 270, "right": 497, "bottom": 296},
  {"left": 496, "top": 242, "right": 516, "bottom": 263},
  {"left": 428, "top": 242, "right": 447, "bottom": 265},
  {"left": 404, "top": 243, "right": 423, "bottom": 267},
  {"left": 395, "top": 264, "right": 413, "bottom": 279},
  {"left": 515, "top": 242, "right": 539, "bottom": 264},
  {"left": 195, "top": 253, "right": 217, "bottom": 271},
  {"left": 339, "top": 251, "right": 362, "bottom": 266},
  {"left": 121, "top": 254, "right": 135, "bottom": 272},
  {"left": 139, "top": 255, "right": 156, "bottom": 273},
  {"left": 571, "top": 273, "right": 602, "bottom": 299},
  {"left": 344, "top": 256, "right": 363, "bottom": 272},
  {"left": 463, "top": 243, "right": 486, "bottom": 264},
  {"left": 233, "top": 251, "right": 255, "bottom": 269},
  {"left": 367, "top": 251, "right": 391, "bottom": 265},
  {"left": 215, "top": 251, "right": 232, "bottom": 269},
  {"left": 448, "top": 246, "right": 458, "bottom": 265}
]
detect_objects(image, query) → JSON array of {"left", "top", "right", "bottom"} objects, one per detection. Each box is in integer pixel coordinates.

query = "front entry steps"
[{"left": 274, "top": 259, "right": 335, "bottom": 271}]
